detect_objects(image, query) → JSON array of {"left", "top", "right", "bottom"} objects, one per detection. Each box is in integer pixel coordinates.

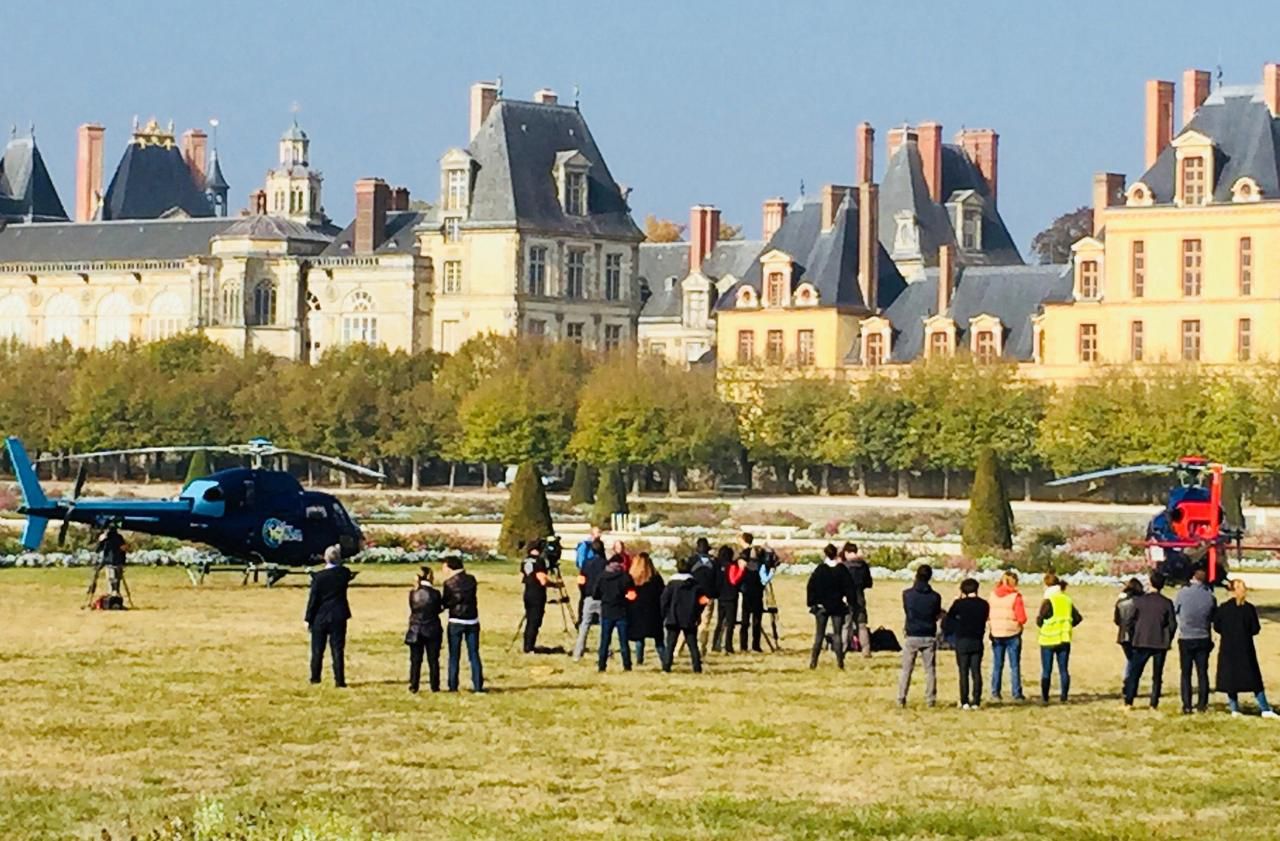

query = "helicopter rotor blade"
[
  {"left": 35, "top": 445, "right": 239, "bottom": 464},
  {"left": 1045, "top": 464, "right": 1173, "bottom": 487},
  {"left": 72, "top": 462, "right": 88, "bottom": 500},
  {"left": 58, "top": 462, "right": 90, "bottom": 547},
  {"left": 273, "top": 448, "right": 386, "bottom": 481}
]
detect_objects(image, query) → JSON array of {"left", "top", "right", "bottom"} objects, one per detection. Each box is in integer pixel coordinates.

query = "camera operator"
[
  {"left": 521, "top": 539, "right": 551, "bottom": 654},
  {"left": 739, "top": 540, "right": 776, "bottom": 653},
  {"left": 690, "top": 538, "right": 718, "bottom": 649}
]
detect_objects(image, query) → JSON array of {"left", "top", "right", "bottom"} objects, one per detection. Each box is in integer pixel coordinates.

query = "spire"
[{"left": 204, "top": 117, "right": 229, "bottom": 217}]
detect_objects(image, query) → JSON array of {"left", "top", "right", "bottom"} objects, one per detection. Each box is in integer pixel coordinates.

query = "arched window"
[
  {"left": 44, "top": 293, "right": 79, "bottom": 345},
  {"left": 251, "top": 280, "right": 277, "bottom": 326},
  {"left": 147, "top": 291, "right": 188, "bottom": 341},
  {"left": 0, "top": 295, "right": 29, "bottom": 343},
  {"left": 221, "top": 283, "right": 242, "bottom": 325},
  {"left": 341, "top": 291, "right": 377, "bottom": 345},
  {"left": 306, "top": 292, "right": 324, "bottom": 356},
  {"left": 95, "top": 292, "right": 131, "bottom": 348}
]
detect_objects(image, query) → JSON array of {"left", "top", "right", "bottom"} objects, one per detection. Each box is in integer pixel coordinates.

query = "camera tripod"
[
  {"left": 762, "top": 580, "right": 782, "bottom": 652},
  {"left": 508, "top": 565, "right": 578, "bottom": 651},
  {"left": 84, "top": 561, "right": 134, "bottom": 609}
]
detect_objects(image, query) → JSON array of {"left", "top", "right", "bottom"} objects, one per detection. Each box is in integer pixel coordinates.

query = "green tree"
[
  {"left": 1030, "top": 206, "right": 1092, "bottom": 264},
  {"left": 569, "top": 463, "right": 596, "bottom": 505},
  {"left": 742, "top": 378, "right": 846, "bottom": 491},
  {"left": 498, "top": 461, "right": 554, "bottom": 557},
  {"left": 591, "top": 465, "right": 628, "bottom": 528},
  {"left": 386, "top": 380, "right": 459, "bottom": 489},
  {"left": 183, "top": 450, "right": 211, "bottom": 486},
  {"left": 962, "top": 447, "right": 1013, "bottom": 556}
]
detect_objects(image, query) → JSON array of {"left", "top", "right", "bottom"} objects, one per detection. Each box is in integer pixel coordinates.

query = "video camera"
[{"left": 542, "top": 535, "right": 563, "bottom": 573}]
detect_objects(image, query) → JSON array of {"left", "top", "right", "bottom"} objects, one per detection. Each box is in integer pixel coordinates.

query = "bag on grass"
[{"left": 869, "top": 626, "right": 901, "bottom": 652}]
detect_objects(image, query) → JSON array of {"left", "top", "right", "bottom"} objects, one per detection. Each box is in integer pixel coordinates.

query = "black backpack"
[{"left": 869, "top": 626, "right": 901, "bottom": 652}]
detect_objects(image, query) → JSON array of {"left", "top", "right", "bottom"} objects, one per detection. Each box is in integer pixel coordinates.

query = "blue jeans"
[
  {"left": 447, "top": 622, "right": 483, "bottom": 692},
  {"left": 990, "top": 634, "right": 1023, "bottom": 699},
  {"left": 1039, "top": 643, "right": 1071, "bottom": 702},
  {"left": 633, "top": 636, "right": 665, "bottom": 666},
  {"left": 598, "top": 616, "right": 632, "bottom": 671},
  {"left": 1227, "top": 691, "right": 1272, "bottom": 713},
  {"left": 1123, "top": 647, "right": 1167, "bottom": 707}
]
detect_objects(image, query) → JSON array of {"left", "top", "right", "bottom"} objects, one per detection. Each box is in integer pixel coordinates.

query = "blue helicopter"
[{"left": 6, "top": 436, "right": 383, "bottom": 578}]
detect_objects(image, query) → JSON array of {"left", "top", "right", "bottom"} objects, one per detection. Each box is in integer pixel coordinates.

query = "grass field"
[{"left": 2, "top": 565, "right": 1279, "bottom": 840}]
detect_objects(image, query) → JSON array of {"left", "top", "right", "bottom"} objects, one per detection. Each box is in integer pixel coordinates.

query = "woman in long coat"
[
  {"left": 626, "top": 552, "right": 665, "bottom": 666},
  {"left": 1214, "top": 580, "right": 1278, "bottom": 718}
]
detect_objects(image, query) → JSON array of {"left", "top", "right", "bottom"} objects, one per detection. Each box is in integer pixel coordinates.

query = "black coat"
[
  {"left": 661, "top": 573, "right": 706, "bottom": 631},
  {"left": 442, "top": 571, "right": 479, "bottom": 622},
  {"left": 305, "top": 565, "right": 353, "bottom": 628},
  {"left": 690, "top": 556, "right": 717, "bottom": 600},
  {"left": 1215, "top": 599, "right": 1265, "bottom": 693},
  {"left": 943, "top": 596, "right": 990, "bottom": 642},
  {"left": 627, "top": 575, "right": 665, "bottom": 640},
  {"left": 807, "top": 562, "right": 854, "bottom": 616},
  {"left": 405, "top": 585, "right": 443, "bottom": 644},
  {"left": 902, "top": 582, "right": 943, "bottom": 638},
  {"left": 1128, "top": 591, "right": 1176, "bottom": 650},
  {"left": 592, "top": 564, "right": 636, "bottom": 621}
]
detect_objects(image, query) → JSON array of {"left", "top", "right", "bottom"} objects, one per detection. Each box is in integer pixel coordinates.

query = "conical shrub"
[
  {"left": 569, "top": 463, "right": 596, "bottom": 506},
  {"left": 184, "top": 450, "right": 211, "bottom": 487},
  {"left": 962, "top": 447, "right": 1013, "bottom": 556},
  {"left": 499, "top": 461, "right": 554, "bottom": 558},
  {"left": 591, "top": 465, "right": 628, "bottom": 529}
]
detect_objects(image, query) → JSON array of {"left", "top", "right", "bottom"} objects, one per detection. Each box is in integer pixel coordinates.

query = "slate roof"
[
  {"left": 0, "top": 134, "right": 68, "bottom": 222},
  {"left": 638, "top": 239, "right": 763, "bottom": 319},
  {"left": 1137, "top": 84, "right": 1280, "bottom": 203},
  {"left": 466, "top": 99, "right": 642, "bottom": 240},
  {"left": 214, "top": 215, "right": 332, "bottom": 244},
  {"left": 715, "top": 196, "right": 905, "bottom": 312},
  {"left": 100, "top": 142, "right": 215, "bottom": 220},
  {"left": 0, "top": 217, "right": 237, "bottom": 264},
  {"left": 205, "top": 150, "right": 229, "bottom": 192},
  {"left": 859, "top": 263, "right": 1072, "bottom": 363},
  {"left": 320, "top": 210, "right": 427, "bottom": 256}
]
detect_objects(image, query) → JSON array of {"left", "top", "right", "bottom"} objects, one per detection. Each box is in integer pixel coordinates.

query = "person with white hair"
[{"left": 305, "top": 545, "right": 352, "bottom": 687}]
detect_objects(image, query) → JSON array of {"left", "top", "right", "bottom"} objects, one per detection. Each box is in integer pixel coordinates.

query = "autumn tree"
[
  {"left": 1030, "top": 206, "right": 1092, "bottom": 264},
  {"left": 718, "top": 221, "right": 744, "bottom": 240},
  {"left": 643, "top": 215, "right": 685, "bottom": 242}
]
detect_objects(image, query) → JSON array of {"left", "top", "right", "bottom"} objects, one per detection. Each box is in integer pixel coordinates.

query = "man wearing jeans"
[
  {"left": 441, "top": 557, "right": 484, "bottom": 692},
  {"left": 1123, "top": 571, "right": 1176, "bottom": 709},
  {"left": 572, "top": 548, "right": 608, "bottom": 660},
  {"left": 988, "top": 571, "right": 1027, "bottom": 701},
  {"left": 1175, "top": 568, "right": 1216, "bottom": 713},
  {"left": 898, "top": 564, "right": 943, "bottom": 708}
]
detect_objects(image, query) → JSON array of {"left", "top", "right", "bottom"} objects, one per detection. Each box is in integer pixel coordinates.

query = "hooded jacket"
[
  {"left": 592, "top": 562, "right": 636, "bottom": 621},
  {"left": 902, "top": 581, "right": 943, "bottom": 638},
  {"left": 660, "top": 572, "right": 708, "bottom": 631},
  {"left": 988, "top": 582, "right": 1027, "bottom": 638}
]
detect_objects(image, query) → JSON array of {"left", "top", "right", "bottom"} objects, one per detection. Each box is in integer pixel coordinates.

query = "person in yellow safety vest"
[{"left": 1035, "top": 573, "right": 1083, "bottom": 705}]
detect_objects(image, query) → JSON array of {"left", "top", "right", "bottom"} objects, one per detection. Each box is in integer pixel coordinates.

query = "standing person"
[
  {"left": 1123, "top": 571, "right": 1176, "bottom": 709},
  {"left": 1113, "top": 577, "right": 1144, "bottom": 688},
  {"left": 571, "top": 540, "right": 608, "bottom": 661},
  {"left": 988, "top": 570, "right": 1027, "bottom": 702},
  {"left": 807, "top": 543, "right": 854, "bottom": 669},
  {"left": 1214, "top": 580, "right": 1279, "bottom": 718},
  {"left": 405, "top": 567, "right": 444, "bottom": 694},
  {"left": 574, "top": 528, "right": 603, "bottom": 617},
  {"left": 690, "top": 538, "right": 719, "bottom": 650},
  {"left": 898, "top": 564, "right": 943, "bottom": 708},
  {"left": 627, "top": 552, "right": 665, "bottom": 666},
  {"left": 661, "top": 556, "right": 710, "bottom": 673},
  {"left": 610, "top": 539, "right": 633, "bottom": 571},
  {"left": 304, "top": 545, "right": 352, "bottom": 688},
  {"left": 442, "top": 556, "right": 484, "bottom": 693},
  {"left": 1036, "top": 573, "right": 1083, "bottom": 704},
  {"left": 520, "top": 540, "right": 550, "bottom": 654},
  {"left": 738, "top": 541, "right": 767, "bottom": 653},
  {"left": 97, "top": 526, "right": 128, "bottom": 598},
  {"left": 593, "top": 554, "right": 636, "bottom": 672},
  {"left": 711, "top": 544, "right": 744, "bottom": 654},
  {"left": 944, "top": 578, "right": 990, "bottom": 709},
  {"left": 841, "top": 543, "right": 873, "bottom": 657},
  {"left": 1174, "top": 568, "right": 1216, "bottom": 714}
]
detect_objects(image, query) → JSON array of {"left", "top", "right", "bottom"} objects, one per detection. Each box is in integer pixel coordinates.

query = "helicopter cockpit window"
[
  {"left": 243, "top": 480, "right": 256, "bottom": 508},
  {"left": 202, "top": 486, "right": 224, "bottom": 503},
  {"left": 305, "top": 505, "right": 328, "bottom": 521},
  {"left": 331, "top": 503, "right": 353, "bottom": 529}
]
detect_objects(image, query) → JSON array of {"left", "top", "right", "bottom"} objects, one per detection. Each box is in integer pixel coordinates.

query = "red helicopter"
[{"left": 1047, "top": 457, "right": 1277, "bottom": 586}]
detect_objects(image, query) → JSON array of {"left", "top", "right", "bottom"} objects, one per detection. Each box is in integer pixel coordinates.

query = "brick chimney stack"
[
  {"left": 389, "top": 186, "right": 410, "bottom": 211},
  {"left": 1092, "top": 172, "right": 1126, "bottom": 236},
  {"left": 1144, "top": 79, "right": 1175, "bottom": 168},
  {"left": 181, "top": 129, "right": 208, "bottom": 187},
  {"left": 937, "top": 244, "right": 955, "bottom": 316},
  {"left": 917, "top": 121, "right": 943, "bottom": 203},
  {"left": 75, "top": 123, "right": 105, "bottom": 222},
  {"left": 857, "top": 182, "right": 879, "bottom": 312},
  {"left": 855, "top": 121, "right": 875, "bottom": 185},
  {"left": 689, "top": 205, "right": 721, "bottom": 274},
  {"left": 886, "top": 126, "right": 908, "bottom": 163},
  {"left": 956, "top": 128, "right": 999, "bottom": 206},
  {"left": 469, "top": 81, "right": 499, "bottom": 141},
  {"left": 821, "top": 185, "right": 852, "bottom": 232},
  {"left": 1265, "top": 63, "right": 1280, "bottom": 118},
  {"left": 761, "top": 197, "right": 787, "bottom": 241},
  {"left": 534, "top": 88, "right": 558, "bottom": 105},
  {"left": 355, "top": 178, "right": 390, "bottom": 253},
  {"left": 1182, "top": 69, "right": 1211, "bottom": 125}
]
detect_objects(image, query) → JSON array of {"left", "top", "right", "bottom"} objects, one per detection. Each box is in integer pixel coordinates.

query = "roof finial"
[
  {"left": 496, "top": 75, "right": 503, "bottom": 98},
  {"left": 290, "top": 100, "right": 301, "bottom": 125},
  {"left": 132, "top": 114, "right": 139, "bottom": 132},
  {"left": 799, "top": 178, "right": 806, "bottom": 197},
  {"left": 28, "top": 122, "right": 35, "bottom": 140},
  {"left": 9, "top": 124, "right": 15, "bottom": 140},
  {"left": 209, "top": 117, "right": 220, "bottom": 148},
  {"left": 573, "top": 83, "right": 581, "bottom": 109}
]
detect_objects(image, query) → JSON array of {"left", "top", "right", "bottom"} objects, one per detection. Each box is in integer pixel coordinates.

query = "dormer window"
[
  {"left": 565, "top": 171, "right": 587, "bottom": 215},
  {"left": 892, "top": 210, "right": 920, "bottom": 257},
  {"left": 1078, "top": 260, "right": 1100, "bottom": 299},
  {"left": 684, "top": 289, "right": 708, "bottom": 328},
  {"left": 445, "top": 169, "right": 468, "bottom": 211},
  {"left": 736, "top": 286, "right": 757, "bottom": 308},
  {"left": 554, "top": 150, "right": 592, "bottom": 216},
  {"left": 865, "top": 333, "right": 885, "bottom": 367},
  {"left": 974, "top": 330, "right": 997, "bottom": 363},
  {"left": 929, "top": 331, "right": 949, "bottom": 357},
  {"left": 765, "top": 272, "right": 785, "bottom": 307},
  {"left": 1181, "top": 156, "right": 1206, "bottom": 205},
  {"left": 1232, "top": 177, "right": 1262, "bottom": 203},
  {"left": 946, "top": 191, "right": 984, "bottom": 253},
  {"left": 1172, "top": 131, "right": 1216, "bottom": 207},
  {"left": 968, "top": 314, "right": 1004, "bottom": 360},
  {"left": 439, "top": 149, "right": 474, "bottom": 217}
]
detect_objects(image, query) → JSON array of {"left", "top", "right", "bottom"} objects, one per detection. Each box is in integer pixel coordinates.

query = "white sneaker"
[
  {"left": 960, "top": 703, "right": 971, "bottom": 710},
  {"left": 1231, "top": 710, "right": 1242, "bottom": 717},
  {"left": 1261, "top": 709, "right": 1279, "bottom": 719}
]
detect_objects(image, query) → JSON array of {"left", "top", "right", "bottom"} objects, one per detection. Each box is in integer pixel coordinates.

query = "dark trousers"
[
  {"left": 1120, "top": 641, "right": 1135, "bottom": 686},
  {"left": 1039, "top": 643, "right": 1071, "bottom": 702},
  {"left": 408, "top": 635, "right": 442, "bottom": 693},
  {"left": 739, "top": 605, "right": 764, "bottom": 652},
  {"left": 955, "top": 639, "right": 984, "bottom": 706},
  {"left": 1124, "top": 647, "right": 1168, "bottom": 707},
  {"left": 1178, "top": 638, "right": 1213, "bottom": 712},
  {"left": 810, "top": 612, "right": 846, "bottom": 668},
  {"left": 633, "top": 635, "right": 665, "bottom": 666},
  {"left": 662, "top": 627, "right": 702, "bottom": 673},
  {"left": 309, "top": 620, "right": 346, "bottom": 686},
  {"left": 712, "top": 598, "right": 738, "bottom": 652},
  {"left": 447, "top": 622, "right": 483, "bottom": 692},
  {"left": 598, "top": 616, "right": 632, "bottom": 671},
  {"left": 523, "top": 598, "right": 546, "bottom": 653}
]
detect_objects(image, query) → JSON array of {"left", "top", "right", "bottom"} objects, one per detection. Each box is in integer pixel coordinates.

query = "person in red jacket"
[
  {"left": 711, "top": 543, "right": 745, "bottom": 653},
  {"left": 988, "top": 570, "right": 1027, "bottom": 702}
]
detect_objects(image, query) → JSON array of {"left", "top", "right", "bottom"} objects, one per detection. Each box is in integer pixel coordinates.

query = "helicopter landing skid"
[{"left": 184, "top": 559, "right": 301, "bottom": 587}]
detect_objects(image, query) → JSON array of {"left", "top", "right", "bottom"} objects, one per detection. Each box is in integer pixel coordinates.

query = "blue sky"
[{"left": 3, "top": 0, "right": 1277, "bottom": 252}]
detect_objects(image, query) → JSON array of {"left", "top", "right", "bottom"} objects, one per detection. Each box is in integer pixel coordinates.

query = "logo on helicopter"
[{"left": 262, "top": 518, "right": 303, "bottom": 548}]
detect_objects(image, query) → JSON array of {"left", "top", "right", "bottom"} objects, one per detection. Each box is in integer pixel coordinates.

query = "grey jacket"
[{"left": 1174, "top": 584, "right": 1216, "bottom": 641}]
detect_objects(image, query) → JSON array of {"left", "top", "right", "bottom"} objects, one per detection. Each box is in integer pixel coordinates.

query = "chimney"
[
  {"left": 389, "top": 186, "right": 410, "bottom": 212},
  {"left": 355, "top": 178, "right": 390, "bottom": 253},
  {"left": 181, "top": 129, "right": 208, "bottom": 187},
  {"left": 855, "top": 121, "right": 875, "bottom": 185},
  {"left": 761, "top": 197, "right": 788, "bottom": 241},
  {"left": 74, "top": 123, "right": 105, "bottom": 222},
  {"left": 886, "top": 126, "right": 907, "bottom": 162},
  {"left": 250, "top": 189, "right": 267, "bottom": 215},
  {"left": 469, "top": 81, "right": 499, "bottom": 141},
  {"left": 857, "top": 182, "right": 879, "bottom": 312},
  {"left": 955, "top": 128, "right": 999, "bottom": 206},
  {"left": 917, "top": 121, "right": 943, "bottom": 203},
  {"left": 937, "top": 244, "right": 955, "bottom": 315},
  {"left": 1144, "top": 79, "right": 1175, "bottom": 168},
  {"left": 1265, "top": 63, "right": 1280, "bottom": 118},
  {"left": 534, "top": 88, "right": 558, "bottom": 105},
  {"left": 821, "top": 184, "right": 853, "bottom": 232},
  {"left": 1182, "top": 69, "right": 1211, "bottom": 125},
  {"left": 1092, "top": 172, "right": 1126, "bottom": 236},
  {"left": 689, "top": 205, "right": 721, "bottom": 274}
]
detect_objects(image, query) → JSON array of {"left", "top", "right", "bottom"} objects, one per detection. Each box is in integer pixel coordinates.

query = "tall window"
[
  {"left": 765, "top": 272, "right": 785, "bottom": 307},
  {"left": 444, "top": 217, "right": 462, "bottom": 243},
  {"left": 445, "top": 169, "right": 468, "bottom": 211},
  {"left": 1238, "top": 318, "right": 1253, "bottom": 362},
  {"left": 604, "top": 253, "right": 622, "bottom": 301},
  {"left": 929, "top": 331, "right": 949, "bottom": 357},
  {"left": 1131, "top": 241, "right": 1145, "bottom": 298},
  {"left": 865, "top": 333, "right": 885, "bottom": 367},
  {"left": 1181, "top": 319, "right": 1201, "bottom": 361},
  {"left": 565, "top": 171, "right": 587, "bottom": 215},
  {"left": 221, "top": 284, "right": 242, "bottom": 325},
  {"left": 1079, "top": 260, "right": 1099, "bottom": 299},
  {"left": 527, "top": 319, "right": 546, "bottom": 337},
  {"left": 341, "top": 291, "right": 377, "bottom": 345},
  {"left": 604, "top": 324, "right": 622, "bottom": 351},
  {"left": 0, "top": 295, "right": 28, "bottom": 342},
  {"left": 565, "top": 249, "right": 586, "bottom": 298},
  {"left": 796, "top": 330, "right": 815, "bottom": 367},
  {"left": 250, "top": 280, "right": 276, "bottom": 326},
  {"left": 685, "top": 290, "right": 708, "bottom": 326},
  {"left": 527, "top": 246, "right": 547, "bottom": 295},
  {"left": 95, "top": 293, "right": 130, "bottom": 349},
  {"left": 443, "top": 261, "right": 462, "bottom": 294},
  {"left": 1239, "top": 237, "right": 1253, "bottom": 296},
  {"left": 737, "top": 330, "right": 754, "bottom": 363},
  {"left": 647, "top": 341, "right": 667, "bottom": 357},
  {"left": 766, "top": 330, "right": 784, "bottom": 364},
  {"left": 565, "top": 322, "right": 584, "bottom": 345},
  {"left": 1181, "top": 156, "right": 1206, "bottom": 205},
  {"left": 439, "top": 320, "right": 460, "bottom": 353},
  {"left": 1078, "top": 323, "right": 1098, "bottom": 363},
  {"left": 1182, "top": 239, "right": 1202, "bottom": 296},
  {"left": 975, "top": 330, "right": 996, "bottom": 363},
  {"left": 1130, "top": 321, "right": 1144, "bottom": 362},
  {"left": 45, "top": 293, "right": 79, "bottom": 345}
]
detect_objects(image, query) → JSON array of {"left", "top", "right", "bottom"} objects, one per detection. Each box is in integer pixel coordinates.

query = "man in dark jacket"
[
  {"left": 807, "top": 543, "right": 855, "bottom": 669},
  {"left": 592, "top": 555, "right": 635, "bottom": 672},
  {"left": 712, "top": 543, "right": 745, "bottom": 653},
  {"left": 405, "top": 567, "right": 444, "bottom": 693},
  {"left": 841, "top": 542, "right": 873, "bottom": 657},
  {"left": 661, "top": 557, "right": 710, "bottom": 673},
  {"left": 1123, "top": 571, "right": 1177, "bottom": 709},
  {"left": 442, "top": 556, "right": 484, "bottom": 692},
  {"left": 305, "top": 545, "right": 353, "bottom": 687},
  {"left": 898, "top": 564, "right": 944, "bottom": 707},
  {"left": 943, "top": 578, "right": 991, "bottom": 709},
  {"left": 738, "top": 539, "right": 768, "bottom": 653},
  {"left": 689, "top": 537, "right": 718, "bottom": 650},
  {"left": 572, "top": 545, "right": 608, "bottom": 661},
  {"left": 520, "top": 540, "right": 550, "bottom": 654}
]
